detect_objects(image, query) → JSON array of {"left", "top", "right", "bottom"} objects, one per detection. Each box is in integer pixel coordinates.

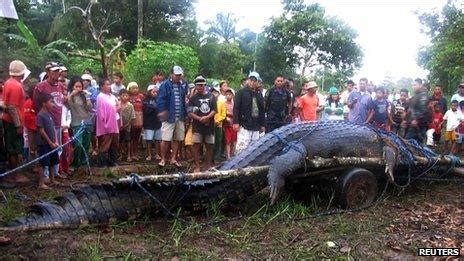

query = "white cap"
[
  {"left": 248, "top": 71, "right": 262, "bottom": 81},
  {"left": 147, "top": 84, "right": 158, "bottom": 92},
  {"left": 81, "top": 74, "right": 93, "bottom": 81},
  {"left": 172, "top": 65, "right": 183, "bottom": 75}
]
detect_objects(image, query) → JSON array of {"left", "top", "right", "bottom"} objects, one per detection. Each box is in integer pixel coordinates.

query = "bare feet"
[
  {"left": 38, "top": 184, "right": 50, "bottom": 190},
  {"left": 127, "top": 157, "right": 132, "bottom": 162},
  {"left": 193, "top": 167, "right": 201, "bottom": 173},
  {"left": 158, "top": 160, "right": 166, "bottom": 167},
  {"left": 145, "top": 156, "right": 152, "bottom": 161},
  {"left": 170, "top": 161, "right": 182, "bottom": 167}
]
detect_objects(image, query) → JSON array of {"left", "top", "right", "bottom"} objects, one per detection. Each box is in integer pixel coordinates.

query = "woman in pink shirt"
[{"left": 96, "top": 79, "right": 120, "bottom": 167}]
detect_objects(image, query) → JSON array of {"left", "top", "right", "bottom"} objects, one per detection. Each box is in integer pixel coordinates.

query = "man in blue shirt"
[
  {"left": 347, "top": 77, "right": 373, "bottom": 124},
  {"left": 156, "top": 66, "right": 188, "bottom": 167}
]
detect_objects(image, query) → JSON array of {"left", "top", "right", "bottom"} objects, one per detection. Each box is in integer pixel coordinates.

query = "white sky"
[{"left": 194, "top": 0, "right": 447, "bottom": 84}]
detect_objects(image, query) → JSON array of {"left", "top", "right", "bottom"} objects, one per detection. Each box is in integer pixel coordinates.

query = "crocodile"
[{"left": 0, "top": 121, "right": 458, "bottom": 231}]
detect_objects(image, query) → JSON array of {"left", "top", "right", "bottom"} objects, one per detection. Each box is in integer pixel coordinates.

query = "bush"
[{"left": 125, "top": 40, "right": 200, "bottom": 89}]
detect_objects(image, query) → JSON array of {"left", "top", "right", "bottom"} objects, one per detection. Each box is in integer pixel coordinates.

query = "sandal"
[
  {"left": 158, "top": 160, "right": 166, "bottom": 167},
  {"left": 146, "top": 156, "right": 152, "bottom": 161},
  {"left": 170, "top": 161, "right": 182, "bottom": 167}
]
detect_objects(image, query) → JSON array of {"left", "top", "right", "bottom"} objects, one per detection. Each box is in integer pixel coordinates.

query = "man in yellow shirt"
[{"left": 211, "top": 86, "right": 226, "bottom": 163}]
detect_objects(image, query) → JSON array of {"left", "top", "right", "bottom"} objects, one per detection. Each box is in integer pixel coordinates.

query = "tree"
[
  {"left": 263, "top": 2, "right": 363, "bottom": 79},
  {"left": 125, "top": 40, "right": 199, "bottom": 88},
  {"left": 206, "top": 13, "right": 238, "bottom": 43},
  {"left": 417, "top": 2, "right": 464, "bottom": 95},
  {"left": 256, "top": 35, "right": 296, "bottom": 84},
  {"left": 313, "top": 68, "right": 353, "bottom": 92},
  {"left": 236, "top": 29, "right": 258, "bottom": 73}
]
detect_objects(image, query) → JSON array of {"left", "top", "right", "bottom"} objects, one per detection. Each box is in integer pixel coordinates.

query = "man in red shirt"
[
  {"left": 298, "top": 81, "right": 322, "bottom": 121},
  {"left": 2, "top": 60, "right": 28, "bottom": 168}
]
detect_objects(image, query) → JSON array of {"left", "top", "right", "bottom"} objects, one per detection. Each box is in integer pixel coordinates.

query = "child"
[
  {"left": 223, "top": 88, "right": 237, "bottom": 159},
  {"left": 36, "top": 93, "right": 59, "bottom": 189},
  {"left": 142, "top": 84, "right": 161, "bottom": 161},
  {"left": 128, "top": 82, "right": 144, "bottom": 161},
  {"left": 366, "top": 87, "right": 392, "bottom": 131},
  {"left": 455, "top": 101, "right": 464, "bottom": 153},
  {"left": 23, "top": 88, "right": 37, "bottom": 161},
  {"left": 426, "top": 102, "right": 444, "bottom": 147},
  {"left": 211, "top": 86, "right": 226, "bottom": 163},
  {"left": 59, "top": 103, "right": 72, "bottom": 176},
  {"left": 119, "top": 89, "right": 136, "bottom": 161},
  {"left": 443, "top": 100, "right": 462, "bottom": 154},
  {"left": 111, "top": 72, "right": 125, "bottom": 96}
]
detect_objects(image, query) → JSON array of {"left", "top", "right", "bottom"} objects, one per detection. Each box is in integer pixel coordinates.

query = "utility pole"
[
  {"left": 137, "top": 0, "right": 143, "bottom": 43},
  {"left": 253, "top": 32, "right": 258, "bottom": 71}
]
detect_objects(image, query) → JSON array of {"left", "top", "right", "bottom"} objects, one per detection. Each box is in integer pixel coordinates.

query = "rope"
[{"left": 0, "top": 119, "right": 92, "bottom": 178}]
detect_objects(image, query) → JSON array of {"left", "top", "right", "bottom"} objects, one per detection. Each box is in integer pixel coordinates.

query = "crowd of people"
[{"left": 0, "top": 59, "right": 463, "bottom": 189}]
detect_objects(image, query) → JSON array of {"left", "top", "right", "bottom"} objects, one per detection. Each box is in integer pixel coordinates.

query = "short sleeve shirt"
[
  {"left": 34, "top": 80, "right": 65, "bottom": 127},
  {"left": 120, "top": 102, "right": 136, "bottom": 132},
  {"left": 298, "top": 94, "right": 319, "bottom": 121},
  {"left": 36, "top": 110, "right": 56, "bottom": 145},
  {"left": 188, "top": 93, "right": 217, "bottom": 135},
  {"left": 2, "top": 78, "right": 25, "bottom": 125},
  {"left": 372, "top": 99, "right": 389, "bottom": 124}
]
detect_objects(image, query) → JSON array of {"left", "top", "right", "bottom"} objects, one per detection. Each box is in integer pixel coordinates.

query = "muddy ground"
[{"left": 0, "top": 160, "right": 463, "bottom": 259}]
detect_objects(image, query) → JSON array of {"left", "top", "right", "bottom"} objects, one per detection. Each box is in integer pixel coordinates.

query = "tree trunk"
[
  {"left": 138, "top": 0, "right": 143, "bottom": 43},
  {"left": 100, "top": 47, "right": 108, "bottom": 79}
]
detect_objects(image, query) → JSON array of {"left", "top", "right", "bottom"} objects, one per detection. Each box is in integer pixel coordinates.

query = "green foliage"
[
  {"left": 417, "top": 2, "right": 464, "bottom": 95},
  {"left": 313, "top": 68, "right": 353, "bottom": 92},
  {"left": 125, "top": 40, "right": 199, "bottom": 88},
  {"left": 206, "top": 13, "right": 238, "bottom": 43},
  {"left": 67, "top": 57, "right": 101, "bottom": 78}
]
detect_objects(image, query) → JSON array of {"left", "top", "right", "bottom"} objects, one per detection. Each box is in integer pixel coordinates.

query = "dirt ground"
[{"left": 0, "top": 159, "right": 463, "bottom": 259}]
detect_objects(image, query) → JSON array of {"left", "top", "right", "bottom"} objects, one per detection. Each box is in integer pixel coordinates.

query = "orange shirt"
[
  {"left": 298, "top": 93, "right": 319, "bottom": 121},
  {"left": 2, "top": 77, "right": 25, "bottom": 126}
]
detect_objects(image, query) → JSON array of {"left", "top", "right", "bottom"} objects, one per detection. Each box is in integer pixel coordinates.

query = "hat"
[
  {"left": 225, "top": 88, "right": 235, "bottom": 95},
  {"left": 147, "top": 84, "right": 158, "bottom": 92},
  {"left": 172, "top": 65, "right": 183, "bottom": 75},
  {"left": 211, "top": 86, "right": 220, "bottom": 93},
  {"left": 81, "top": 74, "right": 93, "bottom": 81},
  {"left": 9, "top": 60, "right": 27, "bottom": 76},
  {"left": 127, "top": 82, "right": 139, "bottom": 90},
  {"left": 248, "top": 71, "right": 262, "bottom": 81},
  {"left": 45, "top": 62, "right": 61, "bottom": 71},
  {"left": 194, "top": 75, "right": 207, "bottom": 85},
  {"left": 60, "top": 65, "right": 68, "bottom": 71},
  {"left": 306, "top": 81, "right": 318, "bottom": 89},
  {"left": 188, "top": 83, "right": 195, "bottom": 89},
  {"left": 329, "top": 87, "right": 338, "bottom": 95}
]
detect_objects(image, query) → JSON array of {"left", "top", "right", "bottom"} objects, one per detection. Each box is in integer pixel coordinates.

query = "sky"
[{"left": 194, "top": 0, "right": 448, "bottom": 84}]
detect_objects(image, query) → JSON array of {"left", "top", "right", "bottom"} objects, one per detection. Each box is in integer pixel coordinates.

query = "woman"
[
  {"left": 96, "top": 79, "right": 120, "bottom": 167},
  {"left": 67, "top": 77, "right": 93, "bottom": 170},
  {"left": 323, "top": 87, "right": 344, "bottom": 121}
]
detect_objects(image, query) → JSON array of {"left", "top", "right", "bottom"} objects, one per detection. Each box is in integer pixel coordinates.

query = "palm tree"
[{"left": 206, "top": 13, "right": 238, "bottom": 43}]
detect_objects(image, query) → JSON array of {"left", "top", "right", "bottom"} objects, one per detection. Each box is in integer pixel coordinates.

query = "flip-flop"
[
  {"left": 171, "top": 161, "right": 182, "bottom": 167},
  {"left": 158, "top": 161, "right": 166, "bottom": 167}
]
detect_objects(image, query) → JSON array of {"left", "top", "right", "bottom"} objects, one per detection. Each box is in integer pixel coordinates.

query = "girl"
[
  {"left": 128, "top": 82, "right": 144, "bottom": 161},
  {"left": 142, "top": 84, "right": 162, "bottom": 161},
  {"left": 67, "top": 77, "right": 93, "bottom": 170},
  {"left": 323, "top": 87, "right": 344, "bottom": 121}
]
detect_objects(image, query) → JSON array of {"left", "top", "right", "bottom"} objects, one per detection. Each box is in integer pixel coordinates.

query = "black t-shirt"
[{"left": 188, "top": 93, "right": 217, "bottom": 135}]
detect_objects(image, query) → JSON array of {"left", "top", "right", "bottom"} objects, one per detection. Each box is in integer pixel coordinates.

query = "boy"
[
  {"left": 119, "top": 89, "right": 136, "bottom": 161},
  {"left": 426, "top": 102, "right": 444, "bottom": 147},
  {"left": 443, "top": 100, "right": 462, "bottom": 154},
  {"left": 36, "top": 93, "right": 59, "bottom": 189},
  {"left": 211, "top": 86, "right": 226, "bottom": 163},
  {"left": 455, "top": 101, "right": 464, "bottom": 153},
  {"left": 366, "top": 87, "right": 392, "bottom": 131},
  {"left": 223, "top": 88, "right": 237, "bottom": 159},
  {"left": 128, "top": 82, "right": 144, "bottom": 160},
  {"left": 111, "top": 72, "right": 125, "bottom": 96},
  {"left": 142, "top": 84, "right": 161, "bottom": 161}
]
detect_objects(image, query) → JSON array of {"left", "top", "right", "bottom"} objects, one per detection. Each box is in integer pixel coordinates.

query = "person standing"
[
  {"left": 3, "top": 60, "right": 28, "bottom": 169},
  {"left": 142, "top": 84, "right": 162, "bottom": 161},
  {"left": 265, "top": 75, "right": 292, "bottom": 132},
  {"left": 119, "top": 89, "right": 136, "bottom": 162},
  {"left": 430, "top": 85, "right": 447, "bottom": 113},
  {"left": 442, "top": 100, "right": 462, "bottom": 154},
  {"left": 156, "top": 66, "right": 188, "bottom": 167},
  {"left": 340, "top": 80, "right": 355, "bottom": 119},
  {"left": 406, "top": 78, "right": 431, "bottom": 143},
  {"left": 111, "top": 72, "right": 125, "bottom": 96},
  {"left": 323, "top": 87, "right": 344, "bottom": 121},
  {"left": 450, "top": 83, "right": 464, "bottom": 104},
  {"left": 347, "top": 78, "right": 373, "bottom": 124},
  {"left": 223, "top": 89, "right": 237, "bottom": 159},
  {"left": 233, "top": 72, "right": 265, "bottom": 153},
  {"left": 366, "top": 87, "right": 392, "bottom": 131},
  {"left": 211, "top": 85, "right": 226, "bottom": 162},
  {"left": 298, "top": 81, "right": 322, "bottom": 121},
  {"left": 128, "top": 82, "right": 144, "bottom": 160},
  {"left": 96, "top": 79, "right": 120, "bottom": 167},
  {"left": 188, "top": 76, "right": 216, "bottom": 172},
  {"left": 33, "top": 62, "right": 66, "bottom": 178}
]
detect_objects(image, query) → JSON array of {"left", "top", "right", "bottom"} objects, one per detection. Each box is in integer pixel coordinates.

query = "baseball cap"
[
  {"left": 81, "top": 74, "right": 93, "bottom": 81},
  {"left": 248, "top": 71, "right": 262, "bottom": 81},
  {"left": 194, "top": 75, "right": 207, "bottom": 85},
  {"left": 172, "top": 65, "right": 183, "bottom": 75},
  {"left": 45, "top": 62, "right": 61, "bottom": 71},
  {"left": 147, "top": 84, "right": 158, "bottom": 92},
  {"left": 211, "top": 86, "right": 220, "bottom": 93},
  {"left": 9, "top": 60, "right": 27, "bottom": 76},
  {"left": 306, "top": 81, "right": 318, "bottom": 89},
  {"left": 60, "top": 65, "right": 68, "bottom": 71}
]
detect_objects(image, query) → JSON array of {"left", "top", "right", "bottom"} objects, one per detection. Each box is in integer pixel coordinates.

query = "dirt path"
[{"left": 1, "top": 167, "right": 462, "bottom": 259}]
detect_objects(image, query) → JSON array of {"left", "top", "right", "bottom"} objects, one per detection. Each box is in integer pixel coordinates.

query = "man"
[
  {"left": 33, "top": 62, "right": 66, "bottom": 178},
  {"left": 430, "top": 84, "right": 447, "bottom": 113},
  {"left": 298, "top": 81, "right": 322, "bottom": 121},
  {"left": 451, "top": 82, "right": 464, "bottom": 104},
  {"left": 188, "top": 76, "right": 216, "bottom": 172},
  {"left": 265, "top": 75, "right": 292, "bottom": 132},
  {"left": 156, "top": 66, "right": 188, "bottom": 167},
  {"left": 233, "top": 71, "right": 265, "bottom": 153},
  {"left": 340, "top": 80, "right": 355, "bottom": 119},
  {"left": 2, "top": 60, "right": 28, "bottom": 168},
  {"left": 406, "top": 78, "right": 430, "bottom": 143},
  {"left": 391, "top": 88, "right": 409, "bottom": 137},
  {"left": 347, "top": 78, "right": 373, "bottom": 124}
]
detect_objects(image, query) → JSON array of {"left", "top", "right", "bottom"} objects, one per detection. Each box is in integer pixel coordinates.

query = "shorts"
[
  {"left": 38, "top": 144, "right": 59, "bottom": 167},
  {"left": 184, "top": 125, "right": 193, "bottom": 146},
  {"left": 224, "top": 125, "right": 237, "bottom": 144},
  {"left": 144, "top": 129, "right": 161, "bottom": 141},
  {"left": 444, "top": 130, "right": 456, "bottom": 142},
  {"left": 161, "top": 120, "right": 185, "bottom": 141},
  {"left": 120, "top": 129, "right": 131, "bottom": 142},
  {"left": 235, "top": 127, "right": 263, "bottom": 153},
  {"left": 27, "top": 129, "right": 37, "bottom": 152},
  {"left": 131, "top": 127, "right": 142, "bottom": 142},
  {"left": 192, "top": 132, "right": 215, "bottom": 144},
  {"left": 456, "top": 132, "right": 464, "bottom": 144},
  {"left": 3, "top": 121, "right": 23, "bottom": 156}
]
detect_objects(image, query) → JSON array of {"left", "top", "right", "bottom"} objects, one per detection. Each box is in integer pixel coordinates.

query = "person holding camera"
[{"left": 347, "top": 77, "right": 373, "bottom": 124}]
